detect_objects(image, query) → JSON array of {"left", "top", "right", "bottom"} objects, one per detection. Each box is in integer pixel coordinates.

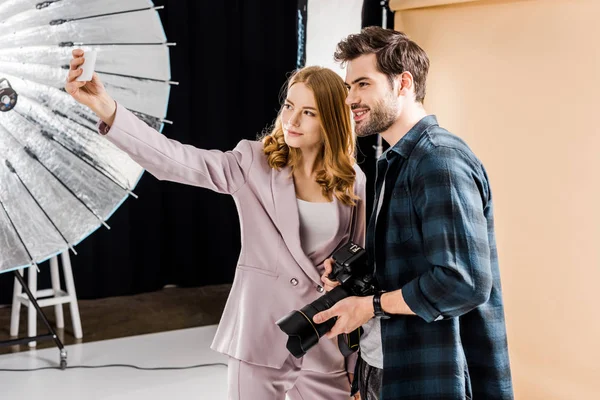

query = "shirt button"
[
  {"left": 290, "top": 278, "right": 298, "bottom": 286},
  {"left": 316, "top": 285, "right": 324, "bottom": 293}
]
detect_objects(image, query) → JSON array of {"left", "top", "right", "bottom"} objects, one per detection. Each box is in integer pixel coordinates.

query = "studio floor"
[
  {"left": 0, "top": 286, "right": 235, "bottom": 399},
  {"left": 0, "top": 325, "right": 228, "bottom": 399}
]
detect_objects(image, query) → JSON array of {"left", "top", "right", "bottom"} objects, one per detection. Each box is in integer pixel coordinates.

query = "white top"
[
  {"left": 360, "top": 180, "right": 386, "bottom": 369},
  {"left": 296, "top": 198, "right": 338, "bottom": 256}
]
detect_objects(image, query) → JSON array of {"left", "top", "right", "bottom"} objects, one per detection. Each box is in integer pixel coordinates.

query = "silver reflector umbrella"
[{"left": 0, "top": 0, "right": 174, "bottom": 273}]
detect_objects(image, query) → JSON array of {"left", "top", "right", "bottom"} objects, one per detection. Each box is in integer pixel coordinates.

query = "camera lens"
[{"left": 276, "top": 285, "right": 351, "bottom": 358}]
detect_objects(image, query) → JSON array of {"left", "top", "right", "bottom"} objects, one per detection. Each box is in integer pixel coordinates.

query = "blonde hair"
[{"left": 261, "top": 66, "right": 358, "bottom": 206}]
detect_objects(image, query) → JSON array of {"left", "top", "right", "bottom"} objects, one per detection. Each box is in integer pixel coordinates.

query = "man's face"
[{"left": 345, "top": 54, "right": 400, "bottom": 137}]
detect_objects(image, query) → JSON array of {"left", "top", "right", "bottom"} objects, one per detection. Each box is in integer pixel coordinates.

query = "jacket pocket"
[
  {"left": 388, "top": 186, "right": 414, "bottom": 243},
  {"left": 236, "top": 264, "right": 279, "bottom": 277}
]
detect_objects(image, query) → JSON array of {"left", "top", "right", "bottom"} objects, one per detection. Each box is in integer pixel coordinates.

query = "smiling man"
[{"left": 313, "top": 27, "right": 514, "bottom": 400}]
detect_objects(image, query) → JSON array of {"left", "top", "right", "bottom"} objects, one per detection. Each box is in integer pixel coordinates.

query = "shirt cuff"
[
  {"left": 402, "top": 279, "right": 444, "bottom": 323},
  {"left": 97, "top": 120, "right": 111, "bottom": 135}
]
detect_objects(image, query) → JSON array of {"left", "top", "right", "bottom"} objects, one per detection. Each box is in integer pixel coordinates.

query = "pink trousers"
[{"left": 227, "top": 355, "right": 351, "bottom": 400}]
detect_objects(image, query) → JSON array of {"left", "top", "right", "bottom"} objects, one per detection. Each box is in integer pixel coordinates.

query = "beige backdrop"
[{"left": 389, "top": 0, "right": 599, "bottom": 398}]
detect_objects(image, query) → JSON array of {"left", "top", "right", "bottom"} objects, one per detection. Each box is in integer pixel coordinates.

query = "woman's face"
[{"left": 281, "top": 83, "right": 323, "bottom": 151}]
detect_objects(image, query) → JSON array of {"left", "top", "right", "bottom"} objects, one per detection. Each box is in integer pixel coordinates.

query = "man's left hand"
[{"left": 313, "top": 296, "right": 374, "bottom": 339}]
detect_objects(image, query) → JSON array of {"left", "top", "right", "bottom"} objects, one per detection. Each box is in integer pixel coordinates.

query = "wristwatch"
[{"left": 373, "top": 291, "right": 390, "bottom": 319}]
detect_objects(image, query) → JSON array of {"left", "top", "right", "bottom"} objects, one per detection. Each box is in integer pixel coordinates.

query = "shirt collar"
[{"left": 385, "top": 115, "right": 439, "bottom": 160}]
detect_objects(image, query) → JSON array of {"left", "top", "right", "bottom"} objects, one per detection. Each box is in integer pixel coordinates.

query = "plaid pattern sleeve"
[{"left": 402, "top": 145, "right": 493, "bottom": 323}]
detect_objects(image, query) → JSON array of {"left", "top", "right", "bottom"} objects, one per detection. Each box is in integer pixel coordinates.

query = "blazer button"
[
  {"left": 316, "top": 285, "right": 324, "bottom": 293},
  {"left": 290, "top": 278, "right": 299, "bottom": 286}
]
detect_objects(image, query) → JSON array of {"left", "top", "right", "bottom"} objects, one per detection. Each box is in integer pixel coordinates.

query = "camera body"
[
  {"left": 328, "top": 242, "right": 376, "bottom": 297},
  {"left": 276, "top": 242, "right": 377, "bottom": 358}
]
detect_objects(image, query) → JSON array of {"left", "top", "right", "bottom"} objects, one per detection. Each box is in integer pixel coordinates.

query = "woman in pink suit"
[{"left": 66, "top": 49, "right": 365, "bottom": 400}]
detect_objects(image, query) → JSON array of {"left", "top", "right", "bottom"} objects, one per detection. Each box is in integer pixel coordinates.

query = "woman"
[{"left": 66, "top": 49, "right": 365, "bottom": 400}]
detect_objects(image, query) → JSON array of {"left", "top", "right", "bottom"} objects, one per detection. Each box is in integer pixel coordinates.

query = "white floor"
[{"left": 0, "top": 325, "right": 230, "bottom": 400}]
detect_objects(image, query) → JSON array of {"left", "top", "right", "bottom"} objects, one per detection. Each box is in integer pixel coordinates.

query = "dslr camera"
[{"left": 276, "top": 242, "right": 376, "bottom": 358}]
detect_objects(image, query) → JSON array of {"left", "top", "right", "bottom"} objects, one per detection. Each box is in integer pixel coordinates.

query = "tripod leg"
[
  {"left": 27, "top": 267, "right": 37, "bottom": 347},
  {"left": 14, "top": 270, "right": 68, "bottom": 368},
  {"left": 9, "top": 269, "right": 23, "bottom": 336}
]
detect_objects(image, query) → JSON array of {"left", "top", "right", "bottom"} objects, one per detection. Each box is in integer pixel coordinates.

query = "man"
[{"left": 313, "top": 27, "right": 514, "bottom": 399}]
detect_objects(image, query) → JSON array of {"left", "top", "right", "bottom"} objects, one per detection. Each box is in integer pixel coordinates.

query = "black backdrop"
[
  {"left": 0, "top": 0, "right": 394, "bottom": 305},
  {"left": 0, "top": 0, "right": 298, "bottom": 304},
  {"left": 357, "top": 0, "right": 395, "bottom": 215}
]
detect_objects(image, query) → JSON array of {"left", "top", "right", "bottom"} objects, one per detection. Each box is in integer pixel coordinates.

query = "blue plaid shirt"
[{"left": 367, "top": 116, "right": 514, "bottom": 399}]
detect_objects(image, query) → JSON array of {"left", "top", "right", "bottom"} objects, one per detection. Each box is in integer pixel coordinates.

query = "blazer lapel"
[
  {"left": 336, "top": 197, "right": 352, "bottom": 244},
  {"left": 272, "top": 167, "right": 322, "bottom": 285}
]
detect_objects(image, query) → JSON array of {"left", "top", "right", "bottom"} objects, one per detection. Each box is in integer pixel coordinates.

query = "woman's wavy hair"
[{"left": 261, "top": 66, "right": 358, "bottom": 206}]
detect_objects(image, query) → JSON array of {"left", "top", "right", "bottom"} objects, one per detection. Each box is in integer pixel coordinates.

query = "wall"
[{"left": 390, "top": 0, "right": 600, "bottom": 398}]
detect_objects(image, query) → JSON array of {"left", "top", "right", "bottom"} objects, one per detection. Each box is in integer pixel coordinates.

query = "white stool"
[{"left": 10, "top": 251, "right": 83, "bottom": 347}]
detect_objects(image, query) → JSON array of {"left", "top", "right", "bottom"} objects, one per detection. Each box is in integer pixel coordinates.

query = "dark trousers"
[{"left": 357, "top": 356, "right": 383, "bottom": 400}]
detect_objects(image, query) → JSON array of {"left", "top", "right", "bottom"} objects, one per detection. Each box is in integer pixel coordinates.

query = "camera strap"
[{"left": 338, "top": 326, "right": 363, "bottom": 356}]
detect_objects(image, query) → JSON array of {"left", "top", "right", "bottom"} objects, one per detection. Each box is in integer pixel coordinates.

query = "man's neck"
[{"left": 380, "top": 103, "right": 428, "bottom": 148}]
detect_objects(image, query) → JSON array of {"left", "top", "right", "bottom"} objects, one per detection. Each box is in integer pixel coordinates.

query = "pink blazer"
[{"left": 100, "top": 103, "right": 366, "bottom": 373}]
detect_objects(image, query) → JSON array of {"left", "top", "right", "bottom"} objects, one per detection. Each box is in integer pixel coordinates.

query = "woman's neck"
[{"left": 294, "top": 146, "right": 322, "bottom": 178}]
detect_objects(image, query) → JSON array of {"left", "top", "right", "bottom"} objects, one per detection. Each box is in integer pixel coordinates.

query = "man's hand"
[
  {"left": 321, "top": 257, "right": 340, "bottom": 292},
  {"left": 313, "top": 296, "right": 374, "bottom": 339}
]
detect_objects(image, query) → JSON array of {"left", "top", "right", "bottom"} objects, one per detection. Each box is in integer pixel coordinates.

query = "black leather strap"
[
  {"left": 338, "top": 327, "right": 363, "bottom": 356},
  {"left": 373, "top": 291, "right": 390, "bottom": 319}
]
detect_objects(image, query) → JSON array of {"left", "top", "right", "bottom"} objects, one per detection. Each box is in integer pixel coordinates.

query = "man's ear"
[{"left": 398, "top": 71, "right": 414, "bottom": 97}]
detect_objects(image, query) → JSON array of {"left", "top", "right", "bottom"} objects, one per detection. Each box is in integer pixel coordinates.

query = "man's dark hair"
[{"left": 335, "top": 26, "right": 430, "bottom": 103}]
